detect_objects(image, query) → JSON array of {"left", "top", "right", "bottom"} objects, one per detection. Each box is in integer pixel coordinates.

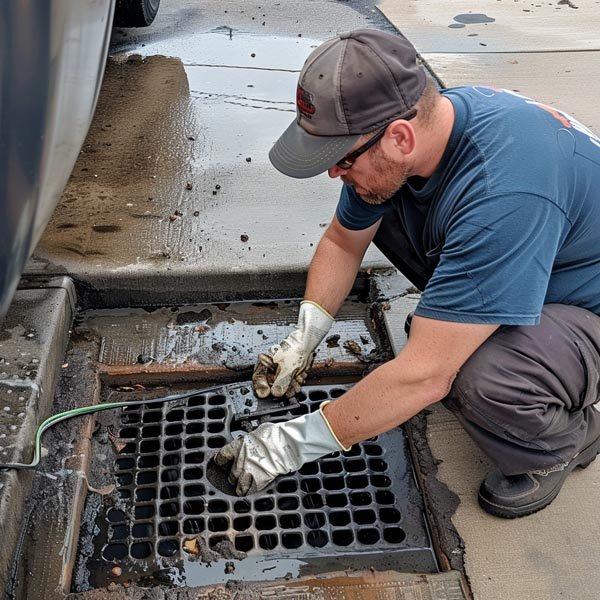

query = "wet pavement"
[{"left": 28, "top": 0, "right": 399, "bottom": 309}]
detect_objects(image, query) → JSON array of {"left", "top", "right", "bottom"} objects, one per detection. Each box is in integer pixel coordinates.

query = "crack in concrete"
[{"left": 183, "top": 62, "right": 301, "bottom": 73}]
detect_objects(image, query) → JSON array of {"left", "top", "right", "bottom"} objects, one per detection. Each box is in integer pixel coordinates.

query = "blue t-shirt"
[{"left": 336, "top": 86, "right": 600, "bottom": 325}]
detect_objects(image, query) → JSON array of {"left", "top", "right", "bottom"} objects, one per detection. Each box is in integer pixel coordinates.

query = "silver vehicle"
[{"left": 0, "top": 0, "right": 159, "bottom": 318}]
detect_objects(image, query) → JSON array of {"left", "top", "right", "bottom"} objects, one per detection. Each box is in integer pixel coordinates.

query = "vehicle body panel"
[{"left": 0, "top": 0, "right": 114, "bottom": 317}]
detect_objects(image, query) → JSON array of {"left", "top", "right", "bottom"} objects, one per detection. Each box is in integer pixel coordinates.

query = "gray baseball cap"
[{"left": 269, "top": 29, "right": 427, "bottom": 179}]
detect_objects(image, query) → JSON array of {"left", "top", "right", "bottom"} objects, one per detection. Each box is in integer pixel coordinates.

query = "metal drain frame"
[{"left": 76, "top": 383, "right": 437, "bottom": 589}]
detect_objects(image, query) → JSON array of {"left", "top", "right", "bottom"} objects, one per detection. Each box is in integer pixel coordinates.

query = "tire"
[{"left": 113, "top": 0, "right": 160, "bottom": 27}]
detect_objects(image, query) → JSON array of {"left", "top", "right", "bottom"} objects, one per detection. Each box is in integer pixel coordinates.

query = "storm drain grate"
[{"left": 77, "top": 384, "right": 436, "bottom": 588}]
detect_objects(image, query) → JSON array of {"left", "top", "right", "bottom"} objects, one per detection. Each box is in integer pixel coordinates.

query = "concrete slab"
[
  {"left": 378, "top": 0, "right": 600, "bottom": 53},
  {"left": 0, "top": 281, "right": 74, "bottom": 592},
  {"left": 383, "top": 295, "right": 600, "bottom": 600},
  {"left": 29, "top": 0, "right": 392, "bottom": 309},
  {"left": 420, "top": 51, "right": 600, "bottom": 133}
]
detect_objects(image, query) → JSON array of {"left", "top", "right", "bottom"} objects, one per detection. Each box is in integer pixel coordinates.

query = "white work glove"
[
  {"left": 253, "top": 300, "right": 334, "bottom": 398},
  {"left": 213, "top": 401, "right": 349, "bottom": 496}
]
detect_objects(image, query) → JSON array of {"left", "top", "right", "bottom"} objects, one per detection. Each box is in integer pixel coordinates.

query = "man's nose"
[{"left": 328, "top": 164, "right": 347, "bottom": 178}]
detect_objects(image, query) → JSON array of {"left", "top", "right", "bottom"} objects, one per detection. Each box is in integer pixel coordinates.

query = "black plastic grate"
[{"left": 78, "top": 384, "right": 436, "bottom": 588}]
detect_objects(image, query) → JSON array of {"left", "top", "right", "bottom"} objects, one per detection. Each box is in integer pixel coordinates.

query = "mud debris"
[
  {"left": 343, "top": 339, "right": 362, "bottom": 356},
  {"left": 185, "top": 182, "right": 193, "bottom": 190},
  {"left": 213, "top": 540, "right": 246, "bottom": 561},
  {"left": 183, "top": 536, "right": 246, "bottom": 565},
  {"left": 325, "top": 334, "right": 340, "bottom": 348}
]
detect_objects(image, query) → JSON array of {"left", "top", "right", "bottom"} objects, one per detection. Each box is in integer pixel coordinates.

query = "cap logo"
[{"left": 296, "top": 85, "right": 316, "bottom": 119}]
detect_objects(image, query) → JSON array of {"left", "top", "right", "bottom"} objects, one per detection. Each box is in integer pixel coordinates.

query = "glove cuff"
[
  {"left": 279, "top": 401, "right": 351, "bottom": 470},
  {"left": 287, "top": 300, "right": 334, "bottom": 354},
  {"left": 300, "top": 300, "right": 334, "bottom": 322},
  {"left": 318, "top": 400, "right": 351, "bottom": 452}
]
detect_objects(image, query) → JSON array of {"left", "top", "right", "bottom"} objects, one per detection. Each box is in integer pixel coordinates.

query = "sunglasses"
[{"left": 335, "top": 108, "right": 418, "bottom": 170}]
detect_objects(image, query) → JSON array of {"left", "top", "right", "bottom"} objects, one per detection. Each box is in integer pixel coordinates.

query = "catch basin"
[{"left": 73, "top": 381, "right": 437, "bottom": 590}]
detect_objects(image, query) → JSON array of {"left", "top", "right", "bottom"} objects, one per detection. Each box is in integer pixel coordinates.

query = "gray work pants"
[{"left": 443, "top": 304, "right": 600, "bottom": 475}]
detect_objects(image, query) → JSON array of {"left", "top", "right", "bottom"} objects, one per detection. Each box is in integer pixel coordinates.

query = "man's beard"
[{"left": 346, "top": 146, "right": 410, "bottom": 205}]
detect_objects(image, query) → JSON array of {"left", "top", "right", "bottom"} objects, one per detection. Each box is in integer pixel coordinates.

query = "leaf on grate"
[{"left": 183, "top": 538, "right": 199, "bottom": 555}]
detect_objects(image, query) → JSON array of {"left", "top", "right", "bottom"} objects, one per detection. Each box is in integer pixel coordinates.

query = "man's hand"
[
  {"left": 252, "top": 301, "right": 334, "bottom": 398},
  {"left": 213, "top": 402, "right": 348, "bottom": 496}
]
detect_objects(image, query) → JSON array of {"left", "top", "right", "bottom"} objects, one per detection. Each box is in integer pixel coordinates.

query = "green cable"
[{"left": 0, "top": 384, "right": 233, "bottom": 470}]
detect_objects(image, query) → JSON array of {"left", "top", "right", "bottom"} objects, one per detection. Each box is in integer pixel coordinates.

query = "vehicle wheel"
[{"left": 113, "top": 0, "right": 160, "bottom": 27}]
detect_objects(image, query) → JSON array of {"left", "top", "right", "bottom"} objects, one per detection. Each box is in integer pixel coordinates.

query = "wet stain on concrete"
[
  {"left": 176, "top": 308, "right": 213, "bottom": 325},
  {"left": 453, "top": 13, "right": 496, "bottom": 24},
  {"left": 92, "top": 225, "right": 122, "bottom": 233},
  {"left": 36, "top": 55, "right": 195, "bottom": 268}
]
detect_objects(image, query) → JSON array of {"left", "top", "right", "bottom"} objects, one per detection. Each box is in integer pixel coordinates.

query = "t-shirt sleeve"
[
  {"left": 335, "top": 183, "right": 392, "bottom": 230},
  {"left": 416, "top": 193, "right": 568, "bottom": 325}
]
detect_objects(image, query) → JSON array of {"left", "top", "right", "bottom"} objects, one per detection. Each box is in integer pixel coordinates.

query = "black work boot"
[{"left": 478, "top": 434, "right": 600, "bottom": 518}]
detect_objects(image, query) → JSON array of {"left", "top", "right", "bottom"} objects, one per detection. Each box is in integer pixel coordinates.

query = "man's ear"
[{"left": 386, "top": 119, "right": 416, "bottom": 156}]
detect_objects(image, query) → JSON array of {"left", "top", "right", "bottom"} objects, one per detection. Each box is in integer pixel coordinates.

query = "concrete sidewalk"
[{"left": 378, "top": 2, "right": 600, "bottom": 599}]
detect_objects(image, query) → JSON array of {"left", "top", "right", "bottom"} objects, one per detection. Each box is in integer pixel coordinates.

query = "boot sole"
[{"left": 478, "top": 435, "right": 600, "bottom": 519}]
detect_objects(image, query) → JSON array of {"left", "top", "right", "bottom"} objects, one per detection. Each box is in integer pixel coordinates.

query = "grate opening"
[
  {"left": 158, "top": 540, "right": 178, "bottom": 557},
  {"left": 277, "top": 479, "right": 298, "bottom": 493},
  {"left": 307, "top": 530, "right": 328, "bottom": 548},
  {"left": 329, "top": 510, "right": 350, "bottom": 526},
  {"left": 277, "top": 496, "right": 299, "bottom": 511},
  {"left": 259, "top": 533, "right": 278, "bottom": 550},
  {"left": 332, "top": 529, "right": 354, "bottom": 546},
  {"left": 233, "top": 516, "right": 252, "bottom": 531},
  {"left": 235, "top": 535, "right": 254, "bottom": 552},
  {"left": 110, "top": 525, "right": 127, "bottom": 540},
  {"left": 281, "top": 532, "right": 302, "bottom": 549},
  {"left": 304, "top": 512, "right": 326, "bottom": 529},
  {"left": 354, "top": 509, "right": 376, "bottom": 525},
  {"left": 357, "top": 528, "right": 380, "bottom": 545},
  {"left": 380, "top": 508, "right": 401, "bottom": 523},
  {"left": 183, "top": 518, "right": 204, "bottom": 534},
  {"left": 255, "top": 515, "right": 276, "bottom": 530},
  {"left": 255, "top": 497, "right": 274, "bottom": 511},
  {"left": 79, "top": 383, "right": 436, "bottom": 590},
  {"left": 384, "top": 527, "right": 406, "bottom": 544},
  {"left": 279, "top": 514, "right": 301, "bottom": 529}
]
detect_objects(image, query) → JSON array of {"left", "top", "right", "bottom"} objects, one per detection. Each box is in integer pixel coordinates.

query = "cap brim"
[{"left": 269, "top": 120, "right": 360, "bottom": 179}]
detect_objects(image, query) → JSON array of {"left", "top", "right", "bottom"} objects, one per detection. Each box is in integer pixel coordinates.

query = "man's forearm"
[
  {"left": 322, "top": 356, "right": 451, "bottom": 448},
  {"left": 304, "top": 233, "right": 363, "bottom": 317}
]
